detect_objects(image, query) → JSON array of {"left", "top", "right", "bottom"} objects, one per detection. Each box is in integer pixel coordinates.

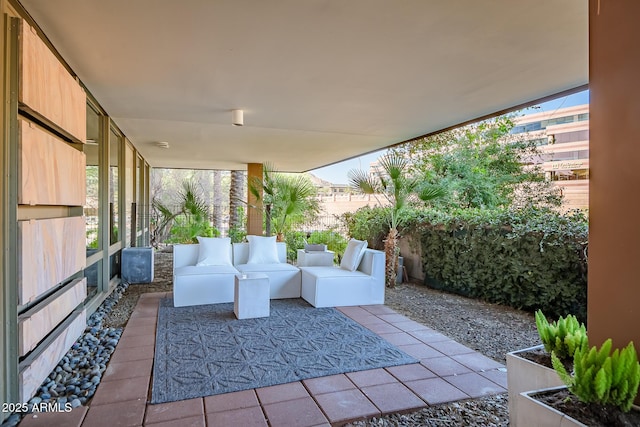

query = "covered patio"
[
  {"left": 18, "top": 274, "right": 508, "bottom": 427},
  {"left": 2, "top": 0, "right": 640, "bottom": 425}
]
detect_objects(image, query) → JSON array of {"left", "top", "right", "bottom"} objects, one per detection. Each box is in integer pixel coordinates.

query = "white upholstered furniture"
[
  {"left": 299, "top": 248, "right": 385, "bottom": 308},
  {"left": 173, "top": 243, "right": 239, "bottom": 307},
  {"left": 296, "top": 249, "right": 335, "bottom": 267},
  {"left": 234, "top": 273, "right": 270, "bottom": 319},
  {"left": 173, "top": 239, "right": 303, "bottom": 307},
  {"left": 173, "top": 238, "right": 382, "bottom": 309},
  {"left": 232, "top": 242, "right": 302, "bottom": 299}
]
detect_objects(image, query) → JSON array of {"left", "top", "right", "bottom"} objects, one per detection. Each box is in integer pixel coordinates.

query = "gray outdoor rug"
[{"left": 151, "top": 298, "right": 418, "bottom": 404}]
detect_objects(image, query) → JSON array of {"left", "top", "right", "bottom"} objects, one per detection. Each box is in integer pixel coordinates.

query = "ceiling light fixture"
[
  {"left": 232, "top": 109, "right": 244, "bottom": 126},
  {"left": 156, "top": 141, "right": 170, "bottom": 149}
]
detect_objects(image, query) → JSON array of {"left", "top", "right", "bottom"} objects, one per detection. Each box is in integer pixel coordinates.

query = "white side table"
[
  {"left": 234, "top": 273, "right": 270, "bottom": 319},
  {"left": 297, "top": 249, "right": 335, "bottom": 267}
]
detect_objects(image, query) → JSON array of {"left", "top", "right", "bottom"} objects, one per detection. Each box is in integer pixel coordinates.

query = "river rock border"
[{"left": 1, "top": 282, "right": 130, "bottom": 427}]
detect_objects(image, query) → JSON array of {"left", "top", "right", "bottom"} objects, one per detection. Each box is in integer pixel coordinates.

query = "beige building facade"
[{"left": 514, "top": 104, "right": 590, "bottom": 210}]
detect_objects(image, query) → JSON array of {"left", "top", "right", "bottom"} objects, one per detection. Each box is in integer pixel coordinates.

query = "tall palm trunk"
[
  {"left": 212, "top": 170, "right": 223, "bottom": 231},
  {"left": 229, "top": 170, "right": 244, "bottom": 230},
  {"left": 384, "top": 227, "right": 399, "bottom": 288}
]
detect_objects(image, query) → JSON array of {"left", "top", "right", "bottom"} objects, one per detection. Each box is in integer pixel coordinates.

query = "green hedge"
[
  {"left": 416, "top": 208, "right": 588, "bottom": 322},
  {"left": 345, "top": 206, "right": 588, "bottom": 322}
]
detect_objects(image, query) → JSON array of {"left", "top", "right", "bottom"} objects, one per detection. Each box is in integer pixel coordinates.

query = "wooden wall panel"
[
  {"left": 19, "top": 310, "right": 86, "bottom": 402},
  {"left": 19, "top": 279, "right": 86, "bottom": 356},
  {"left": 18, "top": 118, "right": 86, "bottom": 206},
  {"left": 18, "top": 21, "right": 86, "bottom": 142},
  {"left": 18, "top": 217, "right": 86, "bottom": 305}
]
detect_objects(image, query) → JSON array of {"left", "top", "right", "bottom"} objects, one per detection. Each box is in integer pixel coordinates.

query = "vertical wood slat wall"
[{"left": 16, "top": 19, "right": 87, "bottom": 402}]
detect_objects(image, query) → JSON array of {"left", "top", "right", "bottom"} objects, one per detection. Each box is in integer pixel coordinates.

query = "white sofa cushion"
[
  {"left": 246, "top": 235, "right": 280, "bottom": 264},
  {"left": 196, "top": 236, "right": 232, "bottom": 266},
  {"left": 175, "top": 264, "right": 240, "bottom": 276},
  {"left": 235, "top": 263, "right": 299, "bottom": 273},
  {"left": 301, "top": 266, "right": 369, "bottom": 279},
  {"left": 340, "top": 238, "right": 368, "bottom": 271}
]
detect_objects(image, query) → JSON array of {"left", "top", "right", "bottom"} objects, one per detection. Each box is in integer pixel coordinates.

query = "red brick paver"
[{"left": 23, "top": 292, "right": 508, "bottom": 426}]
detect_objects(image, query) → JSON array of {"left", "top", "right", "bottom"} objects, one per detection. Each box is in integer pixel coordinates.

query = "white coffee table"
[{"left": 234, "top": 273, "right": 270, "bottom": 319}]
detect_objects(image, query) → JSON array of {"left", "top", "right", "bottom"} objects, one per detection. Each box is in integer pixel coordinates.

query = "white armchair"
[{"left": 299, "top": 249, "right": 385, "bottom": 308}]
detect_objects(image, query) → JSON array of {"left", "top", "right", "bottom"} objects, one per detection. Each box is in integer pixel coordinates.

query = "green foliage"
[
  {"left": 228, "top": 206, "right": 247, "bottom": 243},
  {"left": 390, "top": 114, "right": 562, "bottom": 210},
  {"left": 349, "top": 153, "right": 444, "bottom": 287},
  {"left": 535, "top": 310, "right": 588, "bottom": 360},
  {"left": 228, "top": 227, "right": 246, "bottom": 244},
  {"left": 167, "top": 216, "right": 220, "bottom": 244},
  {"left": 341, "top": 206, "right": 391, "bottom": 250},
  {"left": 307, "top": 230, "right": 348, "bottom": 263},
  {"left": 284, "top": 231, "right": 307, "bottom": 261},
  {"left": 552, "top": 339, "right": 640, "bottom": 412},
  {"left": 249, "top": 164, "right": 320, "bottom": 236},
  {"left": 401, "top": 206, "right": 587, "bottom": 320},
  {"left": 348, "top": 153, "right": 444, "bottom": 232},
  {"left": 153, "top": 179, "right": 218, "bottom": 244}
]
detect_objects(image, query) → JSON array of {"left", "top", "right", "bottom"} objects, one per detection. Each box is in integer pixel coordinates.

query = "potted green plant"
[
  {"left": 507, "top": 310, "right": 587, "bottom": 426},
  {"left": 517, "top": 339, "right": 640, "bottom": 426}
]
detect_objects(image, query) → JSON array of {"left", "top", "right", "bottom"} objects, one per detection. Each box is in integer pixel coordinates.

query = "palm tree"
[
  {"left": 228, "top": 170, "right": 245, "bottom": 234},
  {"left": 151, "top": 180, "right": 215, "bottom": 245},
  {"left": 249, "top": 164, "right": 319, "bottom": 240},
  {"left": 349, "top": 153, "right": 443, "bottom": 288},
  {"left": 270, "top": 174, "right": 319, "bottom": 239},
  {"left": 212, "top": 170, "right": 223, "bottom": 231}
]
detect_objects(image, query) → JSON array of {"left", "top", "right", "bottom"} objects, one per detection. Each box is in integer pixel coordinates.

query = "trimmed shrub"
[
  {"left": 410, "top": 207, "right": 588, "bottom": 322},
  {"left": 341, "top": 206, "right": 390, "bottom": 249}
]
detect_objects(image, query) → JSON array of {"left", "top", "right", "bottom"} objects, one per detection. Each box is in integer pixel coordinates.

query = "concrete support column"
[
  {"left": 246, "top": 163, "right": 263, "bottom": 236},
  {"left": 588, "top": 0, "right": 640, "bottom": 368}
]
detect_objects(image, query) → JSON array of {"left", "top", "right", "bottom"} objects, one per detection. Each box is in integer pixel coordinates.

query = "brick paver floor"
[{"left": 20, "top": 293, "right": 507, "bottom": 427}]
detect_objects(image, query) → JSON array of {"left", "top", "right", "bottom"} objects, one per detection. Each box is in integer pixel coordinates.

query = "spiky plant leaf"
[
  {"left": 594, "top": 358, "right": 612, "bottom": 401},
  {"left": 596, "top": 339, "right": 613, "bottom": 366},
  {"left": 551, "top": 351, "right": 573, "bottom": 386},
  {"left": 348, "top": 169, "right": 378, "bottom": 194}
]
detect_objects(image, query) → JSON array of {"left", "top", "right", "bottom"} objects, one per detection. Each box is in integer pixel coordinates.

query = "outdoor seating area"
[
  {"left": 172, "top": 236, "right": 385, "bottom": 309},
  {"left": 6, "top": 2, "right": 640, "bottom": 425},
  {"left": 18, "top": 291, "right": 508, "bottom": 427}
]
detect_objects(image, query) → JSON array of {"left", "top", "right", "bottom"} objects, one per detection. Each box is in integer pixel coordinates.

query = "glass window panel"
[
  {"left": 110, "top": 252, "right": 120, "bottom": 280},
  {"left": 125, "top": 143, "right": 134, "bottom": 247},
  {"left": 83, "top": 259, "right": 101, "bottom": 302},
  {"left": 110, "top": 129, "right": 120, "bottom": 245},
  {"left": 136, "top": 156, "right": 143, "bottom": 246},
  {"left": 144, "top": 163, "right": 151, "bottom": 245},
  {"left": 85, "top": 104, "right": 100, "bottom": 251}
]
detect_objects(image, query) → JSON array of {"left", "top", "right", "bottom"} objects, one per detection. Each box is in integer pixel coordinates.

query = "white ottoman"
[{"left": 234, "top": 273, "right": 270, "bottom": 319}]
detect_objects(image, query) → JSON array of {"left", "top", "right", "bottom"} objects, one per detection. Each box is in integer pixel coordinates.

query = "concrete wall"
[
  {"left": 398, "top": 235, "right": 424, "bottom": 283},
  {"left": 317, "top": 194, "right": 384, "bottom": 216}
]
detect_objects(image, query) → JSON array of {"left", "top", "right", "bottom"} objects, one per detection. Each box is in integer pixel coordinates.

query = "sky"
[{"left": 310, "top": 89, "right": 590, "bottom": 184}]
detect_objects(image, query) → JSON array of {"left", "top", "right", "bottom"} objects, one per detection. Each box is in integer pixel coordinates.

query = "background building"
[{"left": 514, "top": 104, "right": 590, "bottom": 210}]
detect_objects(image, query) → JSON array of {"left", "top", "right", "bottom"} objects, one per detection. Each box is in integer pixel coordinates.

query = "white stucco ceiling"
[{"left": 20, "top": 0, "right": 588, "bottom": 172}]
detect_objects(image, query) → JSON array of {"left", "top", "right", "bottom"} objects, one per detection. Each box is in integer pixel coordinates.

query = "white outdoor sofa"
[
  {"left": 299, "top": 248, "right": 385, "bottom": 308},
  {"left": 232, "top": 242, "right": 302, "bottom": 299},
  {"left": 173, "top": 241, "right": 302, "bottom": 307},
  {"left": 173, "top": 243, "right": 239, "bottom": 307},
  {"left": 173, "top": 239, "right": 383, "bottom": 309}
]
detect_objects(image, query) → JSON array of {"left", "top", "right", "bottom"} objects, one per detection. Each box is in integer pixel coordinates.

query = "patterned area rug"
[{"left": 151, "top": 298, "right": 417, "bottom": 404}]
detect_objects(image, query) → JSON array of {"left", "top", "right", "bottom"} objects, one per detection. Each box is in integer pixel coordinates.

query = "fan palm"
[
  {"left": 152, "top": 180, "right": 215, "bottom": 245},
  {"left": 349, "top": 153, "right": 444, "bottom": 287},
  {"left": 249, "top": 164, "right": 319, "bottom": 240}
]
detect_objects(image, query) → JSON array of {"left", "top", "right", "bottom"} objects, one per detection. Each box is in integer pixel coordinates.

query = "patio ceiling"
[{"left": 19, "top": 0, "right": 588, "bottom": 172}]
